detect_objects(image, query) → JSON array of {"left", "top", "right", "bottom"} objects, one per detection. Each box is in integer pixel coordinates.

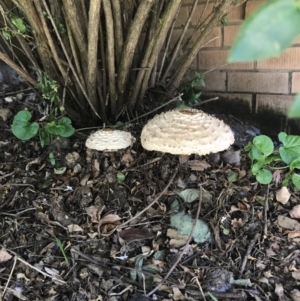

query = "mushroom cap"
[
  {"left": 141, "top": 108, "right": 234, "bottom": 156},
  {"left": 86, "top": 129, "right": 135, "bottom": 151}
]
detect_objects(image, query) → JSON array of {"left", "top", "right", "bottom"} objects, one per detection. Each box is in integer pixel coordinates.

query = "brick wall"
[{"left": 173, "top": 0, "right": 300, "bottom": 121}]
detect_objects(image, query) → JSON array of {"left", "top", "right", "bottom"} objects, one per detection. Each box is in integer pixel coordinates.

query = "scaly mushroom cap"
[
  {"left": 141, "top": 108, "right": 234, "bottom": 155},
  {"left": 86, "top": 129, "right": 135, "bottom": 151}
]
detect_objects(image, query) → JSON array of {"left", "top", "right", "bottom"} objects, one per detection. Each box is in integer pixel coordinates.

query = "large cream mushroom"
[{"left": 141, "top": 108, "right": 234, "bottom": 163}]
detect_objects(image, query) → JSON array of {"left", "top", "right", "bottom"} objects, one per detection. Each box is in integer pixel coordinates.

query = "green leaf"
[
  {"left": 11, "top": 17, "right": 27, "bottom": 34},
  {"left": 117, "top": 172, "right": 125, "bottom": 183},
  {"left": 57, "top": 117, "right": 75, "bottom": 137},
  {"left": 288, "top": 93, "right": 300, "bottom": 118},
  {"left": 229, "top": 0, "right": 300, "bottom": 62},
  {"left": 251, "top": 160, "right": 264, "bottom": 175},
  {"left": 12, "top": 110, "right": 39, "bottom": 140},
  {"left": 227, "top": 170, "right": 239, "bottom": 182},
  {"left": 290, "top": 158, "right": 300, "bottom": 170},
  {"left": 256, "top": 168, "right": 272, "bottom": 184},
  {"left": 251, "top": 146, "right": 264, "bottom": 161},
  {"left": 177, "top": 189, "right": 199, "bottom": 203},
  {"left": 253, "top": 135, "right": 274, "bottom": 156},
  {"left": 278, "top": 133, "right": 300, "bottom": 164},
  {"left": 49, "top": 152, "right": 56, "bottom": 166},
  {"left": 292, "top": 173, "right": 300, "bottom": 189},
  {"left": 244, "top": 142, "right": 253, "bottom": 152},
  {"left": 45, "top": 117, "right": 75, "bottom": 138}
]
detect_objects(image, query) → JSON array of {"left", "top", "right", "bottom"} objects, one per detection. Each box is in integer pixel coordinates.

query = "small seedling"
[
  {"left": 49, "top": 152, "right": 56, "bottom": 166},
  {"left": 117, "top": 172, "right": 126, "bottom": 183},
  {"left": 54, "top": 235, "right": 69, "bottom": 266},
  {"left": 245, "top": 132, "right": 300, "bottom": 188}
]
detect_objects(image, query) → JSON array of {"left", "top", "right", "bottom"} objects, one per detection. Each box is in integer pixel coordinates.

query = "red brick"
[
  {"left": 203, "top": 27, "right": 222, "bottom": 48},
  {"left": 192, "top": 2, "right": 243, "bottom": 25},
  {"left": 256, "top": 94, "right": 295, "bottom": 114},
  {"left": 201, "top": 70, "right": 226, "bottom": 91},
  {"left": 292, "top": 72, "right": 300, "bottom": 94},
  {"left": 169, "top": 28, "right": 193, "bottom": 50},
  {"left": 227, "top": 4, "right": 243, "bottom": 22},
  {"left": 257, "top": 48, "right": 300, "bottom": 70},
  {"left": 223, "top": 25, "right": 240, "bottom": 47},
  {"left": 245, "top": 0, "right": 266, "bottom": 18},
  {"left": 198, "top": 49, "right": 254, "bottom": 70},
  {"left": 228, "top": 72, "right": 289, "bottom": 93},
  {"left": 175, "top": 6, "right": 190, "bottom": 28},
  {"left": 192, "top": 3, "right": 215, "bottom": 25}
]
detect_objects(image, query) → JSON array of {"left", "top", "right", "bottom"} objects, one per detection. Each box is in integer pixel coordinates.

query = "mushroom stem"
[{"left": 179, "top": 154, "right": 189, "bottom": 163}]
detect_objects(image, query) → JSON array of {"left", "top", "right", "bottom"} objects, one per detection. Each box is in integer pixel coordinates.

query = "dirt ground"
[{"left": 1, "top": 92, "right": 300, "bottom": 301}]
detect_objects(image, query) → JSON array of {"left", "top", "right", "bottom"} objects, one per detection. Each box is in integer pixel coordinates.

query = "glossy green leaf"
[
  {"left": 253, "top": 135, "right": 274, "bottom": 156},
  {"left": 45, "top": 117, "right": 75, "bottom": 138},
  {"left": 288, "top": 93, "right": 300, "bottom": 118},
  {"left": 256, "top": 168, "right": 272, "bottom": 184},
  {"left": 278, "top": 132, "right": 300, "bottom": 164},
  {"left": 251, "top": 160, "right": 264, "bottom": 175},
  {"left": 229, "top": 0, "right": 300, "bottom": 62},
  {"left": 292, "top": 173, "right": 300, "bottom": 189},
  {"left": 290, "top": 158, "right": 300, "bottom": 170},
  {"left": 12, "top": 110, "right": 39, "bottom": 140}
]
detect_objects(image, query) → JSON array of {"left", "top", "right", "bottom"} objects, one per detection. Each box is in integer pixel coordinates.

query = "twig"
[
  {"left": 128, "top": 93, "right": 183, "bottom": 123},
  {"left": 0, "top": 208, "right": 36, "bottom": 217},
  {"left": 2, "top": 255, "right": 17, "bottom": 296},
  {"left": 118, "top": 168, "right": 178, "bottom": 228},
  {"left": 194, "top": 277, "right": 207, "bottom": 301},
  {"left": 239, "top": 233, "right": 260, "bottom": 276},
  {"left": 198, "top": 97, "right": 219, "bottom": 106},
  {"left": 0, "top": 245, "right": 66, "bottom": 285},
  {"left": 146, "top": 185, "right": 204, "bottom": 297},
  {"left": 264, "top": 185, "right": 269, "bottom": 237}
]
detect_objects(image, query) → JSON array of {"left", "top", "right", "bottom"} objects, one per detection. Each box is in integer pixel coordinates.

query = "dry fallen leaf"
[
  {"left": 276, "top": 187, "right": 291, "bottom": 204},
  {"left": 291, "top": 289, "right": 300, "bottom": 301},
  {"left": 67, "top": 224, "right": 84, "bottom": 233},
  {"left": 287, "top": 230, "right": 300, "bottom": 239},
  {"left": 275, "top": 283, "right": 284, "bottom": 301},
  {"left": 119, "top": 227, "right": 155, "bottom": 242},
  {"left": 277, "top": 215, "right": 300, "bottom": 231},
  {"left": 292, "top": 272, "right": 300, "bottom": 280},
  {"left": 172, "top": 287, "right": 184, "bottom": 301},
  {"left": 290, "top": 205, "right": 300, "bottom": 219},
  {"left": 188, "top": 160, "right": 211, "bottom": 171},
  {"left": 0, "top": 248, "right": 12, "bottom": 262}
]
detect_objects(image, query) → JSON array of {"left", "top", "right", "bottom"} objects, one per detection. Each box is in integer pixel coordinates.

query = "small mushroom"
[
  {"left": 141, "top": 108, "right": 234, "bottom": 163},
  {"left": 85, "top": 129, "right": 135, "bottom": 164}
]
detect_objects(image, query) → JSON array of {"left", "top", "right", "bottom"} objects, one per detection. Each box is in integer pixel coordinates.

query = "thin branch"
[
  {"left": 136, "top": 0, "right": 183, "bottom": 109},
  {"left": 87, "top": 0, "right": 102, "bottom": 113},
  {"left": 102, "top": 0, "right": 117, "bottom": 115},
  {"left": 110, "top": 0, "right": 123, "bottom": 67},
  {"left": 117, "top": 0, "right": 155, "bottom": 106},
  {"left": 130, "top": 0, "right": 182, "bottom": 110},
  {"left": 161, "top": 0, "right": 199, "bottom": 82}
]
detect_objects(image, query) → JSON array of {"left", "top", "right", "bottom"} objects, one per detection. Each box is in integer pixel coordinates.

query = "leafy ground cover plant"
[
  {"left": 12, "top": 74, "right": 75, "bottom": 147},
  {"left": 229, "top": 0, "right": 300, "bottom": 118},
  {"left": 245, "top": 132, "right": 300, "bottom": 188}
]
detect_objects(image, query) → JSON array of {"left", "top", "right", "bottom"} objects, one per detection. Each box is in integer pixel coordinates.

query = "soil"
[{"left": 1, "top": 91, "right": 300, "bottom": 301}]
